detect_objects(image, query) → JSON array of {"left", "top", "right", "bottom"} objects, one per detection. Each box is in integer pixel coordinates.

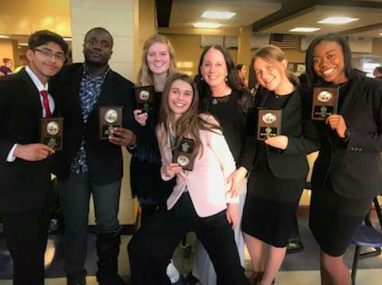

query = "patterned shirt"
[{"left": 71, "top": 64, "right": 110, "bottom": 174}]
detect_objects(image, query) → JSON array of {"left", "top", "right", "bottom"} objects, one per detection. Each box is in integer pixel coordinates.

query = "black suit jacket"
[
  {"left": 240, "top": 87, "right": 320, "bottom": 180},
  {"left": 311, "top": 76, "right": 382, "bottom": 199},
  {"left": 0, "top": 69, "right": 57, "bottom": 211},
  {"left": 51, "top": 63, "right": 136, "bottom": 185}
]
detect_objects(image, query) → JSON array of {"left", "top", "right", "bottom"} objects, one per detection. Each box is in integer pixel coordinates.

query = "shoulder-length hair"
[
  {"left": 137, "top": 34, "right": 176, "bottom": 86},
  {"left": 305, "top": 33, "right": 357, "bottom": 89},
  {"left": 157, "top": 73, "right": 220, "bottom": 159},
  {"left": 252, "top": 44, "right": 299, "bottom": 87},
  {"left": 197, "top": 45, "right": 250, "bottom": 112}
]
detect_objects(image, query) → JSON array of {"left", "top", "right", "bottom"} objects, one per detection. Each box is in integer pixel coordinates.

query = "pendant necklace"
[{"left": 211, "top": 86, "right": 229, "bottom": 105}]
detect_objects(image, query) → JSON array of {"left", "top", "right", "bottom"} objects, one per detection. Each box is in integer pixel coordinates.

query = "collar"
[
  {"left": 25, "top": 66, "right": 48, "bottom": 92},
  {"left": 82, "top": 63, "right": 110, "bottom": 79}
]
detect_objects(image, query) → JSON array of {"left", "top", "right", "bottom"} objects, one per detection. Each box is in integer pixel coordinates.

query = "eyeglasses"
[
  {"left": 86, "top": 38, "right": 111, "bottom": 48},
  {"left": 34, "top": 48, "right": 66, "bottom": 62}
]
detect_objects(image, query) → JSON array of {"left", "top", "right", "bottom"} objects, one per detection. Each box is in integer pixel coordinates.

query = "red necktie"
[{"left": 40, "top": 90, "right": 52, "bottom": 118}]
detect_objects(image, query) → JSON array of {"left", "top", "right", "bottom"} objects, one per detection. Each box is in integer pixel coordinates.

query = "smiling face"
[
  {"left": 26, "top": 41, "right": 65, "bottom": 84},
  {"left": 200, "top": 48, "right": 228, "bottom": 90},
  {"left": 83, "top": 29, "right": 113, "bottom": 67},
  {"left": 253, "top": 57, "right": 287, "bottom": 94},
  {"left": 313, "top": 40, "right": 347, "bottom": 84},
  {"left": 168, "top": 79, "right": 193, "bottom": 120},
  {"left": 147, "top": 42, "right": 171, "bottom": 76}
]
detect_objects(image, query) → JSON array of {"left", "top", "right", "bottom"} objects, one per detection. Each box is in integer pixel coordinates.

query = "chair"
[{"left": 351, "top": 197, "right": 382, "bottom": 285}]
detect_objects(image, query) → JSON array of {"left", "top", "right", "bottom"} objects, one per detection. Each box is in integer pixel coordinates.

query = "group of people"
[{"left": 0, "top": 26, "right": 382, "bottom": 285}]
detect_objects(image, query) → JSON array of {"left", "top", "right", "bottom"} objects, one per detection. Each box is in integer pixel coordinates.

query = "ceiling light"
[
  {"left": 289, "top": 27, "right": 321, "bottom": 32},
  {"left": 194, "top": 22, "right": 221, "bottom": 29},
  {"left": 63, "top": 37, "right": 72, "bottom": 42},
  {"left": 202, "top": 11, "right": 236, "bottom": 19},
  {"left": 379, "top": 33, "right": 382, "bottom": 36},
  {"left": 318, "top": 17, "right": 359, "bottom": 24},
  {"left": 18, "top": 43, "right": 28, "bottom": 46},
  {"left": 0, "top": 35, "right": 10, "bottom": 39}
]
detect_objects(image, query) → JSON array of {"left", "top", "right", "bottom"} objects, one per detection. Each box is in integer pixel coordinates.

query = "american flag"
[{"left": 270, "top": 34, "right": 300, "bottom": 49}]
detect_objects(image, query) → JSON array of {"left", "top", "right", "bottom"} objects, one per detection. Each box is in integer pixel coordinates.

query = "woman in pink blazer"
[{"left": 128, "top": 73, "right": 249, "bottom": 285}]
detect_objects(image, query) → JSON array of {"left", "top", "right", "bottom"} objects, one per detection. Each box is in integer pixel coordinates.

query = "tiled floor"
[{"left": 1, "top": 216, "right": 382, "bottom": 284}]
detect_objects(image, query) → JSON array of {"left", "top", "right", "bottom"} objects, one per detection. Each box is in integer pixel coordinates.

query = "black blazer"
[
  {"left": 0, "top": 69, "right": 58, "bottom": 211},
  {"left": 240, "top": 87, "right": 320, "bottom": 180},
  {"left": 311, "top": 76, "right": 382, "bottom": 199},
  {"left": 51, "top": 63, "right": 137, "bottom": 185}
]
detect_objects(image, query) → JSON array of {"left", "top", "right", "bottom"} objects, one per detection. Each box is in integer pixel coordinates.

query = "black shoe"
[{"left": 286, "top": 239, "right": 304, "bottom": 254}]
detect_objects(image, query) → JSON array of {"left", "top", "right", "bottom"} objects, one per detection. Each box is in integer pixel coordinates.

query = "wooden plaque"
[
  {"left": 311, "top": 86, "right": 339, "bottom": 120},
  {"left": 172, "top": 138, "right": 195, "bottom": 171},
  {"left": 40, "top": 117, "right": 64, "bottom": 151},
  {"left": 99, "top": 106, "right": 123, "bottom": 140},
  {"left": 134, "top": 86, "right": 155, "bottom": 113},
  {"left": 257, "top": 109, "right": 282, "bottom": 141}
]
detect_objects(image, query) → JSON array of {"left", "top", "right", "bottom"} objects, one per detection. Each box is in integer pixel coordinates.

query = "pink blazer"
[{"left": 156, "top": 114, "right": 238, "bottom": 218}]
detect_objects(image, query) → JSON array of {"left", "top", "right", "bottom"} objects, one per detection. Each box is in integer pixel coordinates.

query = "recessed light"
[
  {"left": 194, "top": 22, "right": 221, "bottom": 29},
  {"left": 0, "top": 35, "right": 10, "bottom": 39},
  {"left": 202, "top": 11, "right": 236, "bottom": 19},
  {"left": 318, "top": 17, "right": 359, "bottom": 24},
  {"left": 289, "top": 27, "right": 321, "bottom": 32}
]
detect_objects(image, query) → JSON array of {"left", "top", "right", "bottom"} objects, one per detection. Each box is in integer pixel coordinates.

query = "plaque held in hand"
[
  {"left": 99, "top": 106, "right": 123, "bottom": 140},
  {"left": 311, "top": 86, "right": 339, "bottom": 120},
  {"left": 135, "top": 86, "right": 155, "bottom": 113},
  {"left": 173, "top": 138, "right": 195, "bottom": 171},
  {"left": 40, "top": 117, "right": 64, "bottom": 150},
  {"left": 257, "top": 109, "right": 282, "bottom": 141}
]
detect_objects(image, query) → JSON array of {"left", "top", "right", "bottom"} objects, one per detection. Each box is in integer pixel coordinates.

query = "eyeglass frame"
[{"left": 34, "top": 48, "right": 66, "bottom": 62}]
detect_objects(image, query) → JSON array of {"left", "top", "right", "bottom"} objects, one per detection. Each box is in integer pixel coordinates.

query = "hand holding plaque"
[
  {"left": 40, "top": 117, "right": 64, "bottom": 150},
  {"left": 257, "top": 109, "right": 282, "bottom": 141},
  {"left": 311, "top": 86, "right": 339, "bottom": 120},
  {"left": 173, "top": 138, "right": 195, "bottom": 171},
  {"left": 99, "top": 106, "right": 123, "bottom": 140},
  {"left": 135, "top": 86, "right": 155, "bottom": 113}
]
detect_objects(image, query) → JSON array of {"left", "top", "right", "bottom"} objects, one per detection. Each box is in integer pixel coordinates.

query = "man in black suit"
[
  {"left": 0, "top": 30, "right": 68, "bottom": 285},
  {"left": 52, "top": 27, "right": 137, "bottom": 285}
]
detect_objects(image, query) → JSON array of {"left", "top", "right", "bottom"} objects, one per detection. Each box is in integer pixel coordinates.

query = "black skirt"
[
  {"left": 309, "top": 181, "right": 373, "bottom": 256},
  {"left": 242, "top": 151, "right": 306, "bottom": 248}
]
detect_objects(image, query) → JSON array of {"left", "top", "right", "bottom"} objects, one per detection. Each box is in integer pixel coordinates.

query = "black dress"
[{"left": 241, "top": 89, "right": 319, "bottom": 248}]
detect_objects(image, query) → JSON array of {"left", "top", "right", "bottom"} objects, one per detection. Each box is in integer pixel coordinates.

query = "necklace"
[{"left": 211, "top": 85, "right": 230, "bottom": 105}]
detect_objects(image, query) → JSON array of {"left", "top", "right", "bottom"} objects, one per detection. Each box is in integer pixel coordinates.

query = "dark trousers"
[
  {"left": 2, "top": 200, "right": 50, "bottom": 285},
  {"left": 58, "top": 173, "right": 122, "bottom": 284},
  {"left": 128, "top": 192, "right": 249, "bottom": 285}
]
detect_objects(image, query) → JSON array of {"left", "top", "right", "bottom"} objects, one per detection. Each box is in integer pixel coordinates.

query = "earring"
[
  {"left": 201, "top": 76, "right": 204, "bottom": 81},
  {"left": 225, "top": 77, "right": 228, "bottom": 82}
]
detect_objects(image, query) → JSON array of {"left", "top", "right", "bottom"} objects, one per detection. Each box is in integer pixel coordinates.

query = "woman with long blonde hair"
[
  {"left": 131, "top": 34, "right": 177, "bottom": 225},
  {"left": 130, "top": 34, "right": 182, "bottom": 284}
]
